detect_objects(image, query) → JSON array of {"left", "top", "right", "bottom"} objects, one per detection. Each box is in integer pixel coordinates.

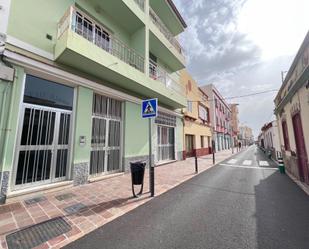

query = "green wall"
[
  {"left": 0, "top": 66, "right": 24, "bottom": 172},
  {"left": 76, "top": 0, "right": 132, "bottom": 45},
  {"left": 124, "top": 101, "right": 149, "bottom": 157},
  {"left": 8, "top": 0, "right": 75, "bottom": 54},
  {"left": 130, "top": 26, "right": 146, "bottom": 58},
  {"left": 7, "top": 0, "right": 140, "bottom": 55},
  {"left": 73, "top": 86, "right": 93, "bottom": 164}
]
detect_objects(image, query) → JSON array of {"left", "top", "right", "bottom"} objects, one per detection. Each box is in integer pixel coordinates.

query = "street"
[{"left": 65, "top": 145, "right": 309, "bottom": 249}]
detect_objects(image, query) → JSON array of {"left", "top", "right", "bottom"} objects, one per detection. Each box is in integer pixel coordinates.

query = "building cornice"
[
  {"left": 274, "top": 65, "right": 309, "bottom": 115},
  {"left": 3, "top": 49, "right": 183, "bottom": 118}
]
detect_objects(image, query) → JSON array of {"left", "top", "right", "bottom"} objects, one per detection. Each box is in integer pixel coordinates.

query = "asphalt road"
[{"left": 65, "top": 145, "right": 309, "bottom": 249}]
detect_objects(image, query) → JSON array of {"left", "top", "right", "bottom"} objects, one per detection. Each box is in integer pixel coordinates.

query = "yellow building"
[{"left": 180, "top": 70, "right": 212, "bottom": 158}]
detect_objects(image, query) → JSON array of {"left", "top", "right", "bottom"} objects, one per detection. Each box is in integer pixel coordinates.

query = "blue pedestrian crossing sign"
[{"left": 142, "top": 98, "right": 158, "bottom": 118}]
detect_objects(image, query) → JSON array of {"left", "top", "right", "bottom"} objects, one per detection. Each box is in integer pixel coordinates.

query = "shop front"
[{"left": 12, "top": 75, "right": 74, "bottom": 190}]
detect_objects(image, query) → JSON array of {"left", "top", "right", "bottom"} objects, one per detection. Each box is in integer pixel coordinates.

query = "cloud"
[
  {"left": 175, "top": 0, "right": 261, "bottom": 82},
  {"left": 173, "top": 0, "right": 300, "bottom": 136}
]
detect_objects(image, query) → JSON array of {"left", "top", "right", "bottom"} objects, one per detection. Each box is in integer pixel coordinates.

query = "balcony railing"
[
  {"left": 149, "top": 7, "right": 183, "bottom": 55},
  {"left": 57, "top": 6, "right": 145, "bottom": 73},
  {"left": 134, "top": 0, "right": 145, "bottom": 11},
  {"left": 149, "top": 59, "right": 184, "bottom": 95}
]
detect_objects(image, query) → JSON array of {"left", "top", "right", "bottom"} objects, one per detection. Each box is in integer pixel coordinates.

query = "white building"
[{"left": 259, "top": 121, "right": 281, "bottom": 160}]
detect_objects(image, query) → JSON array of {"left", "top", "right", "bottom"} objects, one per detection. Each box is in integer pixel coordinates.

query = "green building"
[{"left": 0, "top": 0, "right": 187, "bottom": 200}]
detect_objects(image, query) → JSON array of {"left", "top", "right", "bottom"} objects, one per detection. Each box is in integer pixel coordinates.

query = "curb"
[{"left": 285, "top": 171, "right": 309, "bottom": 196}]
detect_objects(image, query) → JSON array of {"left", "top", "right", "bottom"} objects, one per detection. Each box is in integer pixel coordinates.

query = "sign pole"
[
  {"left": 149, "top": 118, "right": 154, "bottom": 197},
  {"left": 141, "top": 98, "right": 157, "bottom": 197}
]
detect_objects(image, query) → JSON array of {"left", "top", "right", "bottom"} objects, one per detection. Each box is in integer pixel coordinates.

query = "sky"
[{"left": 173, "top": 0, "right": 309, "bottom": 138}]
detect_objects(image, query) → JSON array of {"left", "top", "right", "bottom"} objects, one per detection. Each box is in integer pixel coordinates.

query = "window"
[
  {"left": 201, "top": 136, "right": 204, "bottom": 148},
  {"left": 75, "top": 12, "right": 94, "bottom": 42},
  {"left": 187, "top": 101, "right": 193, "bottom": 113},
  {"left": 95, "top": 25, "right": 110, "bottom": 52},
  {"left": 24, "top": 75, "right": 74, "bottom": 110},
  {"left": 199, "top": 105, "right": 208, "bottom": 122},
  {"left": 282, "top": 121, "right": 290, "bottom": 150}
]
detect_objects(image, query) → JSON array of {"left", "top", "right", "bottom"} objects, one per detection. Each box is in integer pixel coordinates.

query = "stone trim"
[
  {"left": 73, "top": 162, "right": 89, "bottom": 186},
  {"left": 0, "top": 171, "right": 10, "bottom": 195}
]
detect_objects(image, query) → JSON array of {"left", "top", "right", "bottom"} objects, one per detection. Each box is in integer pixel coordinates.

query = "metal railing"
[
  {"left": 149, "top": 7, "right": 183, "bottom": 55},
  {"left": 57, "top": 6, "right": 145, "bottom": 73},
  {"left": 149, "top": 59, "right": 184, "bottom": 95},
  {"left": 134, "top": 0, "right": 145, "bottom": 11}
]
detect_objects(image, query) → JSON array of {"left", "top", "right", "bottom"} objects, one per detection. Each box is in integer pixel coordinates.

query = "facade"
[
  {"left": 229, "top": 103, "right": 239, "bottom": 148},
  {"left": 258, "top": 121, "right": 281, "bottom": 160},
  {"left": 238, "top": 125, "right": 254, "bottom": 146},
  {"left": 0, "top": 0, "right": 187, "bottom": 200},
  {"left": 201, "top": 84, "right": 232, "bottom": 152},
  {"left": 180, "top": 70, "right": 212, "bottom": 158},
  {"left": 274, "top": 31, "right": 309, "bottom": 186}
]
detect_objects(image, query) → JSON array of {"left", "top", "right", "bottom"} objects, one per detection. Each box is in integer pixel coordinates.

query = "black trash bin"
[{"left": 130, "top": 161, "right": 146, "bottom": 197}]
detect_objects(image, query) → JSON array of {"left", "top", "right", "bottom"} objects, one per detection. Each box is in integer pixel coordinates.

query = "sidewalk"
[{"left": 0, "top": 149, "right": 235, "bottom": 249}]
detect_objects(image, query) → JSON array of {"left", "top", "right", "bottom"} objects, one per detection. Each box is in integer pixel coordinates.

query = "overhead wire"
[{"left": 188, "top": 89, "right": 279, "bottom": 103}]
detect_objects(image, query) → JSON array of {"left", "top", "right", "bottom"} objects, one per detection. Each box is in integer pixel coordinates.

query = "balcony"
[
  {"left": 134, "top": 0, "right": 145, "bottom": 11},
  {"left": 57, "top": 6, "right": 144, "bottom": 72},
  {"left": 149, "top": 7, "right": 182, "bottom": 54},
  {"left": 55, "top": 6, "right": 186, "bottom": 109},
  {"left": 148, "top": 8, "right": 185, "bottom": 71},
  {"left": 149, "top": 59, "right": 184, "bottom": 96}
]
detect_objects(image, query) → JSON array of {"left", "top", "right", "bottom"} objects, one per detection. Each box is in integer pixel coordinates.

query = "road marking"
[
  {"left": 259, "top": 161, "right": 269, "bottom": 166},
  {"left": 227, "top": 159, "right": 238, "bottom": 164},
  {"left": 242, "top": 160, "right": 252, "bottom": 165},
  {"left": 219, "top": 163, "right": 278, "bottom": 170}
]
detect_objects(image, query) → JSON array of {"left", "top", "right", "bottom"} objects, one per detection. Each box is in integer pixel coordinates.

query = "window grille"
[
  {"left": 155, "top": 112, "right": 176, "bottom": 127},
  {"left": 90, "top": 93, "right": 122, "bottom": 176}
]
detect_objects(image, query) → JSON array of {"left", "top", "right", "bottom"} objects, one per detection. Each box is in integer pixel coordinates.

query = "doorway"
[
  {"left": 185, "top": 134, "right": 195, "bottom": 157},
  {"left": 157, "top": 126, "right": 175, "bottom": 162},
  {"left": 292, "top": 113, "right": 309, "bottom": 183},
  {"left": 13, "top": 75, "right": 74, "bottom": 190},
  {"left": 90, "top": 94, "right": 122, "bottom": 176}
]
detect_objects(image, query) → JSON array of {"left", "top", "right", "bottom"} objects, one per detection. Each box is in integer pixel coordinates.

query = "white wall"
[{"left": 0, "top": 0, "right": 11, "bottom": 38}]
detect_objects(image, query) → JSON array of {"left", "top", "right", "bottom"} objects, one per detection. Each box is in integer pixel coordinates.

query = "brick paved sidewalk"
[{"left": 0, "top": 149, "right": 236, "bottom": 249}]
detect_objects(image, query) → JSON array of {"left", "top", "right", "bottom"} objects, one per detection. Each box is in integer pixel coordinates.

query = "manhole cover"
[
  {"left": 6, "top": 217, "right": 71, "bottom": 249},
  {"left": 24, "top": 196, "right": 47, "bottom": 205},
  {"left": 55, "top": 193, "right": 76, "bottom": 201},
  {"left": 64, "top": 203, "right": 87, "bottom": 215}
]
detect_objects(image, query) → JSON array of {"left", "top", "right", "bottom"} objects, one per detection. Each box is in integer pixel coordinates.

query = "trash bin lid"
[{"left": 130, "top": 161, "right": 146, "bottom": 166}]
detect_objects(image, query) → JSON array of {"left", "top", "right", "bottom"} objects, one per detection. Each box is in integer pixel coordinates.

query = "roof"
[{"left": 275, "top": 30, "right": 309, "bottom": 103}]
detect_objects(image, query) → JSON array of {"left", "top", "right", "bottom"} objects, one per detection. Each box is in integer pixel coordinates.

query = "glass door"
[
  {"left": 90, "top": 94, "right": 122, "bottom": 176},
  {"left": 157, "top": 126, "right": 175, "bottom": 162}
]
